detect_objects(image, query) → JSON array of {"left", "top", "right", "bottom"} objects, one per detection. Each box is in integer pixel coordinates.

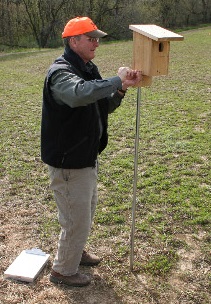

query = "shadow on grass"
[{"left": 47, "top": 265, "right": 124, "bottom": 304}]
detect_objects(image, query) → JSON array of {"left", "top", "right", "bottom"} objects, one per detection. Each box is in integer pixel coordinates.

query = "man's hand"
[
  {"left": 117, "top": 67, "right": 142, "bottom": 90},
  {"left": 117, "top": 67, "right": 130, "bottom": 81}
]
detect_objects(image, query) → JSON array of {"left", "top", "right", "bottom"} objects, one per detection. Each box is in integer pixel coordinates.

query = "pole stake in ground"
[
  {"left": 129, "top": 24, "right": 184, "bottom": 271},
  {"left": 130, "top": 86, "right": 141, "bottom": 271}
]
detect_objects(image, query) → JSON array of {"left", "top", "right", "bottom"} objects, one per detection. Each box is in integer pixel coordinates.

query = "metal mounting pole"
[{"left": 130, "top": 86, "right": 142, "bottom": 271}]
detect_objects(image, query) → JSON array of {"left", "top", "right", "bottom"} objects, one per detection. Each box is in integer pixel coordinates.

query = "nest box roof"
[{"left": 129, "top": 24, "right": 184, "bottom": 41}]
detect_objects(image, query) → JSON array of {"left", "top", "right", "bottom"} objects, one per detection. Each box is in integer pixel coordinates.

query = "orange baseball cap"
[{"left": 62, "top": 16, "right": 107, "bottom": 38}]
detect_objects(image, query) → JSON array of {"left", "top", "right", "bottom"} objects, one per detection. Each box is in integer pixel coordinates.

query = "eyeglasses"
[{"left": 85, "top": 36, "right": 99, "bottom": 43}]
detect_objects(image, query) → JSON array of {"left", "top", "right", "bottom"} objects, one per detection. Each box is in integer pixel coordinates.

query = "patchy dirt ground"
[{"left": 0, "top": 173, "right": 210, "bottom": 304}]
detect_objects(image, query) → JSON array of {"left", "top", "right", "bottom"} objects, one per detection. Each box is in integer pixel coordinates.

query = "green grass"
[{"left": 0, "top": 27, "right": 210, "bottom": 303}]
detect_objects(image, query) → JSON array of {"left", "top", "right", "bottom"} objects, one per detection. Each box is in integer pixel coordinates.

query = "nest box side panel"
[
  {"left": 132, "top": 32, "right": 151, "bottom": 73},
  {"left": 132, "top": 32, "right": 152, "bottom": 87}
]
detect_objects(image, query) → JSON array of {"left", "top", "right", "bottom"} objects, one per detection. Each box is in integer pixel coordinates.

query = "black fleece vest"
[{"left": 41, "top": 47, "right": 108, "bottom": 169}]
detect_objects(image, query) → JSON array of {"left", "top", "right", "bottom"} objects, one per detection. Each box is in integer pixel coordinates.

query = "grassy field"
[{"left": 0, "top": 27, "right": 210, "bottom": 304}]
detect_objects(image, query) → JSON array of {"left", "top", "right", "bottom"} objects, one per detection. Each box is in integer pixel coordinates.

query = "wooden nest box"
[{"left": 129, "top": 24, "right": 184, "bottom": 87}]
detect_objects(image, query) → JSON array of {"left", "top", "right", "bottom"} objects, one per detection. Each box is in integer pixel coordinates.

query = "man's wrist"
[
  {"left": 117, "top": 88, "right": 127, "bottom": 97},
  {"left": 118, "top": 89, "right": 127, "bottom": 94}
]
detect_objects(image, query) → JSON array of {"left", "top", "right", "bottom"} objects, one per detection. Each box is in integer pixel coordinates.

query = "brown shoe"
[
  {"left": 50, "top": 270, "right": 91, "bottom": 287},
  {"left": 80, "top": 250, "right": 102, "bottom": 266}
]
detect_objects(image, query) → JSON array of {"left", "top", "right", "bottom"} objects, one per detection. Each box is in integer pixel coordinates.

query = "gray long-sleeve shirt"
[{"left": 50, "top": 70, "right": 124, "bottom": 113}]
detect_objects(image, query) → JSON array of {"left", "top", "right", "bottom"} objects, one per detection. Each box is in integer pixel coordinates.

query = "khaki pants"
[{"left": 48, "top": 164, "right": 98, "bottom": 276}]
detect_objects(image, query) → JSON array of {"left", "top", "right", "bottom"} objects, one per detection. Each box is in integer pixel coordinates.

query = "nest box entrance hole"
[{"left": 159, "top": 42, "right": 164, "bottom": 52}]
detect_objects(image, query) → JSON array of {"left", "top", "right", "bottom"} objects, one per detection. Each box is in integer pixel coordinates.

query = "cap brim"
[{"left": 85, "top": 29, "right": 108, "bottom": 38}]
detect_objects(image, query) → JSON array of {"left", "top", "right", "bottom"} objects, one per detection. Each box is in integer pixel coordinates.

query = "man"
[{"left": 41, "top": 16, "right": 141, "bottom": 287}]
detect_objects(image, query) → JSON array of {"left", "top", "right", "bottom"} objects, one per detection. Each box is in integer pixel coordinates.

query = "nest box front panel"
[{"left": 151, "top": 40, "right": 170, "bottom": 76}]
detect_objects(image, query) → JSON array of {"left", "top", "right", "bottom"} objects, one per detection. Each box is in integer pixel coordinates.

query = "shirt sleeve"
[
  {"left": 50, "top": 70, "right": 123, "bottom": 108},
  {"left": 107, "top": 91, "right": 125, "bottom": 114}
]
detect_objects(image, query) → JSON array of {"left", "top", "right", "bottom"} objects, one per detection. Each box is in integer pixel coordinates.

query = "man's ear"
[{"left": 69, "top": 37, "right": 76, "bottom": 49}]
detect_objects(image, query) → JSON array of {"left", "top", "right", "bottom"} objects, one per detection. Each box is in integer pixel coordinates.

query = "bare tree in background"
[
  {"left": 21, "top": 0, "right": 69, "bottom": 48},
  {"left": 0, "top": 0, "right": 210, "bottom": 49}
]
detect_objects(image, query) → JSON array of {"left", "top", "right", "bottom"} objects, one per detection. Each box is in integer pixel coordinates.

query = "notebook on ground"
[{"left": 4, "top": 248, "right": 50, "bottom": 283}]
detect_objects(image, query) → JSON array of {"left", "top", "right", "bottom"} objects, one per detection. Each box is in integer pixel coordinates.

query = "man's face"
[{"left": 70, "top": 35, "right": 99, "bottom": 63}]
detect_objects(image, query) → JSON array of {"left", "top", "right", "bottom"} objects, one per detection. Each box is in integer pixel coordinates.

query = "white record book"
[{"left": 4, "top": 248, "right": 50, "bottom": 282}]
